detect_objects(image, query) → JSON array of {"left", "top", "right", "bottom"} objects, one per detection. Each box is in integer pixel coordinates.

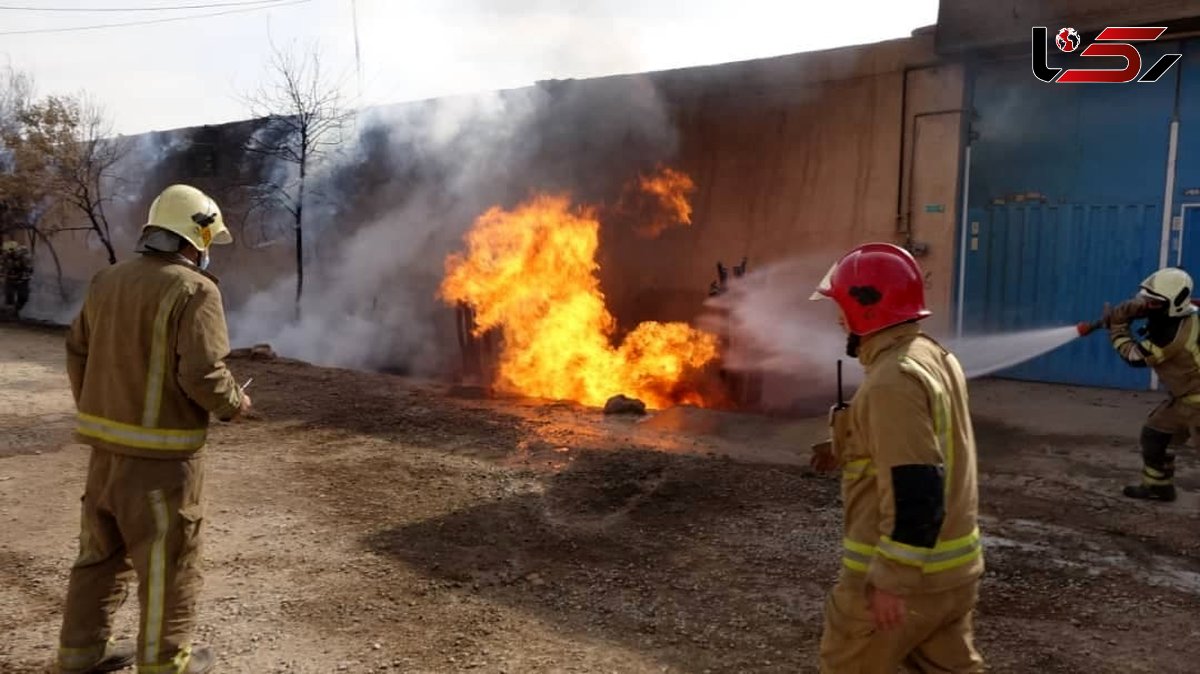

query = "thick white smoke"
[
  {"left": 698, "top": 256, "right": 851, "bottom": 411},
  {"left": 228, "top": 195, "right": 474, "bottom": 375},
  {"left": 228, "top": 77, "right": 681, "bottom": 375},
  {"left": 227, "top": 91, "right": 540, "bottom": 373},
  {"left": 701, "top": 256, "right": 846, "bottom": 374}
]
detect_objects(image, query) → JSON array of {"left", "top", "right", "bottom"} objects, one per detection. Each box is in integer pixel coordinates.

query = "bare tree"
[
  {"left": 242, "top": 41, "right": 351, "bottom": 308},
  {"left": 9, "top": 93, "right": 129, "bottom": 265},
  {"left": 0, "top": 66, "right": 68, "bottom": 299},
  {"left": 0, "top": 64, "right": 32, "bottom": 137},
  {"left": 0, "top": 64, "right": 36, "bottom": 236}
]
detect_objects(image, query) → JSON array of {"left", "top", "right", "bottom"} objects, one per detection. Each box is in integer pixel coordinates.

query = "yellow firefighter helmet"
[
  {"left": 143, "top": 184, "right": 231, "bottom": 251},
  {"left": 1139, "top": 267, "right": 1195, "bottom": 317}
]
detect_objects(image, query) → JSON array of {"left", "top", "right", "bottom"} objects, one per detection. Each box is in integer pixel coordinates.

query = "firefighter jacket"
[
  {"left": 830, "top": 322, "right": 984, "bottom": 595},
  {"left": 66, "top": 253, "right": 243, "bottom": 460},
  {"left": 1110, "top": 311, "right": 1200, "bottom": 401}
]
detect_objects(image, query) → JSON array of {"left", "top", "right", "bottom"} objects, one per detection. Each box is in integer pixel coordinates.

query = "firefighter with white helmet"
[
  {"left": 809, "top": 242, "right": 984, "bottom": 673},
  {"left": 1103, "top": 266, "right": 1200, "bottom": 502},
  {"left": 57, "top": 184, "right": 249, "bottom": 674}
]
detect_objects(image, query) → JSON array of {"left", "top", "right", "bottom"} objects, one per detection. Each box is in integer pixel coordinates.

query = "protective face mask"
[{"left": 199, "top": 250, "right": 211, "bottom": 271}]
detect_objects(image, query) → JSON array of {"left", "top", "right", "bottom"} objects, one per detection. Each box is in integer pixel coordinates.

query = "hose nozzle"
[{"left": 1077, "top": 319, "right": 1104, "bottom": 337}]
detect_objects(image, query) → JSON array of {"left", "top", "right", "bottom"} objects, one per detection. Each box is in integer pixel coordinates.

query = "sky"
[{"left": 0, "top": 0, "right": 939, "bottom": 135}]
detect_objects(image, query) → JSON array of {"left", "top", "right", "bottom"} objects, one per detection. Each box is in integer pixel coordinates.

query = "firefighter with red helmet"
[{"left": 810, "top": 242, "right": 984, "bottom": 673}]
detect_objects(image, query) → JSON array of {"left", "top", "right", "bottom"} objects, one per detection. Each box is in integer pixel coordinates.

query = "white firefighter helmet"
[
  {"left": 143, "top": 184, "right": 231, "bottom": 251},
  {"left": 1139, "top": 267, "right": 1196, "bottom": 317}
]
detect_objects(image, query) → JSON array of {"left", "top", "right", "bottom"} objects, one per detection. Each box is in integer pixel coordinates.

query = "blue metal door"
[
  {"left": 962, "top": 203, "right": 1159, "bottom": 388},
  {"left": 1175, "top": 205, "right": 1200, "bottom": 270},
  {"left": 1170, "top": 43, "right": 1200, "bottom": 276},
  {"left": 959, "top": 48, "right": 1180, "bottom": 389}
]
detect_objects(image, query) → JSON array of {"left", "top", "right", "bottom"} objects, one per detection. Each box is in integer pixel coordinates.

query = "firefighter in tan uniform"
[
  {"left": 56, "top": 185, "right": 251, "bottom": 674},
  {"left": 1102, "top": 267, "right": 1200, "bottom": 502},
  {"left": 2, "top": 239, "right": 34, "bottom": 316},
  {"left": 810, "top": 242, "right": 984, "bottom": 673}
]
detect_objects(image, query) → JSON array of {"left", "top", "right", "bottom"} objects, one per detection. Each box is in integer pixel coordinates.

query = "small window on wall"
[{"left": 189, "top": 143, "right": 217, "bottom": 177}]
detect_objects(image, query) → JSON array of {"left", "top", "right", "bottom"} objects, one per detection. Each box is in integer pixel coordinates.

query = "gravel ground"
[{"left": 2, "top": 323, "right": 1199, "bottom": 673}]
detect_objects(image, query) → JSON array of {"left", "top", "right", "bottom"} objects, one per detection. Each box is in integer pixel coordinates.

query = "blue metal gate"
[
  {"left": 959, "top": 45, "right": 1183, "bottom": 389},
  {"left": 1170, "top": 44, "right": 1200, "bottom": 272},
  {"left": 962, "top": 203, "right": 1160, "bottom": 388}
]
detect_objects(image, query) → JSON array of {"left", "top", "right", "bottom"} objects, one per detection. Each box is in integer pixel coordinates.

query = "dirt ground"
[{"left": 2, "top": 323, "right": 1200, "bottom": 674}]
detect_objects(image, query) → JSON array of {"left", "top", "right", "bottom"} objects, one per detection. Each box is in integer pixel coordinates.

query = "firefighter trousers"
[
  {"left": 4, "top": 279, "right": 29, "bottom": 312},
  {"left": 58, "top": 448, "right": 205, "bottom": 674},
  {"left": 819, "top": 577, "right": 983, "bottom": 673}
]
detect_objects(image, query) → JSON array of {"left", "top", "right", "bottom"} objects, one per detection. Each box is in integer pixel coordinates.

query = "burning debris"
[
  {"left": 630, "top": 165, "right": 696, "bottom": 238},
  {"left": 440, "top": 167, "right": 720, "bottom": 410},
  {"left": 709, "top": 257, "right": 748, "bottom": 297},
  {"left": 454, "top": 301, "right": 498, "bottom": 385},
  {"left": 603, "top": 394, "right": 647, "bottom": 416}
]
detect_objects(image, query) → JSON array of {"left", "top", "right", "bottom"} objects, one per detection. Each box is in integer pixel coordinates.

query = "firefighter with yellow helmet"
[
  {"left": 1, "top": 239, "right": 33, "bottom": 316},
  {"left": 810, "top": 242, "right": 984, "bottom": 673},
  {"left": 56, "top": 185, "right": 250, "bottom": 674},
  {"left": 1101, "top": 267, "right": 1200, "bottom": 502}
]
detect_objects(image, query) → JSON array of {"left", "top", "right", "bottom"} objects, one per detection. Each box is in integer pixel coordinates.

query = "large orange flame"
[
  {"left": 632, "top": 166, "right": 696, "bottom": 238},
  {"left": 441, "top": 186, "right": 720, "bottom": 409}
]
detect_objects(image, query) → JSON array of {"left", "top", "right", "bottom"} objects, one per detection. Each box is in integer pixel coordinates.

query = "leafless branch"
[
  {"left": 238, "top": 38, "right": 350, "bottom": 307},
  {"left": 3, "top": 92, "right": 125, "bottom": 264}
]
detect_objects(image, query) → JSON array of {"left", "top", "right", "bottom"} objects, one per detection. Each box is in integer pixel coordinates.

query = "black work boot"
[
  {"left": 1123, "top": 483, "right": 1178, "bottom": 501},
  {"left": 185, "top": 645, "right": 216, "bottom": 674},
  {"left": 1123, "top": 457, "right": 1177, "bottom": 502},
  {"left": 60, "top": 639, "right": 135, "bottom": 673}
]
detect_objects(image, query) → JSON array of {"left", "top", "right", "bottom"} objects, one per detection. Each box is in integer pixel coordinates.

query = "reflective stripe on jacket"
[
  {"left": 831, "top": 322, "right": 984, "bottom": 594},
  {"left": 1111, "top": 312, "right": 1200, "bottom": 401},
  {"left": 66, "top": 254, "right": 242, "bottom": 459}
]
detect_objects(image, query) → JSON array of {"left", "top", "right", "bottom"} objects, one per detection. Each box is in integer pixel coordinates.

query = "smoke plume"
[
  {"left": 228, "top": 75, "right": 681, "bottom": 375},
  {"left": 699, "top": 256, "right": 852, "bottom": 410}
]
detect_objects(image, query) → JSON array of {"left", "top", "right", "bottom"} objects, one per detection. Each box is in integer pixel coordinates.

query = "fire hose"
[
  {"left": 1078, "top": 298, "right": 1149, "bottom": 337},
  {"left": 1076, "top": 298, "right": 1200, "bottom": 336}
]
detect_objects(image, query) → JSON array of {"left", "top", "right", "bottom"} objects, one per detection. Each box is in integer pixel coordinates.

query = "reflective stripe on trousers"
[
  {"left": 58, "top": 638, "right": 113, "bottom": 672},
  {"left": 143, "top": 490, "right": 170, "bottom": 666},
  {"left": 1142, "top": 465, "right": 1173, "bottom": 486},
  {"left": 138, "top": 649, "right": 193, "bottom": 674}
]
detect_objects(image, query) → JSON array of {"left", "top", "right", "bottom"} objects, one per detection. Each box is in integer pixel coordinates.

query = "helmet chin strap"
[
  {"left": 845, "top": 333, "right": 861, "bottom": 358},
  {"left": 199, "top": 249, "right": 211, "bottom": 271}
]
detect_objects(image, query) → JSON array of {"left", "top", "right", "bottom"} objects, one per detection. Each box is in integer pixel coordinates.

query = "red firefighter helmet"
[{"left": 810, "top": 242, "right": 931, "bottom": 336}]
